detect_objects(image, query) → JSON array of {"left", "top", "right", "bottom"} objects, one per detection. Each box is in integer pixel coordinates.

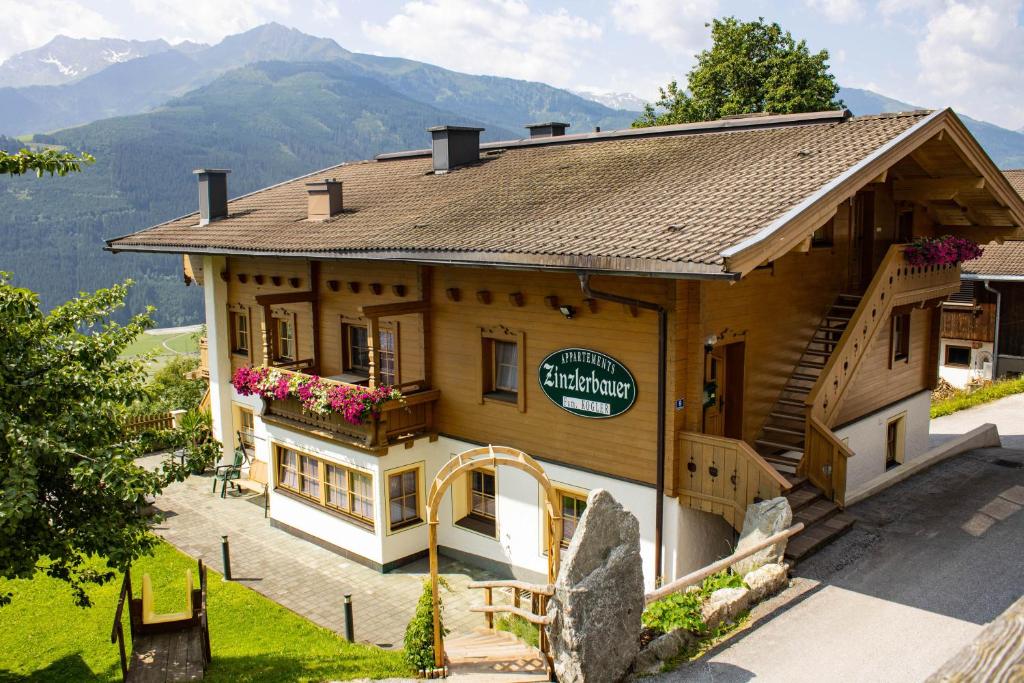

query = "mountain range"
[{"left": 1, "top": 23, "right": 1022, "bottom": 327}]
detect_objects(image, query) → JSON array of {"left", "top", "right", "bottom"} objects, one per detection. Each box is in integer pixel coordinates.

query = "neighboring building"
[
  {"left": 938, "top": 229, "right": 1024, "bottom": 388},
  {"left": 109, "top": 109, "right": 1024, "bottom": 588}
]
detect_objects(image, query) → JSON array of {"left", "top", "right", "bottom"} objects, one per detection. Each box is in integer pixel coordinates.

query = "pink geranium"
[{"left": 904, "top": 235, "right": 982, "bottom": 267}]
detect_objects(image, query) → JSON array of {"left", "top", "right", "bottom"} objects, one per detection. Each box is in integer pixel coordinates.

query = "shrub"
[
  {"left": 404, "top": 578, "right": 450, "bottom": 672},
  {"left": 495, "top": 613, "right": 540, "bottom": 647},
  {"left": 642, "top": 571, "right": 746, "bottom": 634},
  {"left": 129, "top": 354, "right": 204, "bottom": 415}
]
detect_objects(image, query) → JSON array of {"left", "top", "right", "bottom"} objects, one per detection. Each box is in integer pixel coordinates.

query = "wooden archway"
[{"left": 426, "top": 445, "right": 562, "bottom": 670}]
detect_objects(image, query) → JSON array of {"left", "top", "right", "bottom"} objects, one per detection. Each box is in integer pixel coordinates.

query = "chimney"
[
  {"left": 428, "top": 125, "right": 484, "bottom": 173},
  {"left": 306, "top": 179, "right": 343, "bottom": 220},
  {"left": 193, "top": 169, "right": 230, "bottom": 226},
  {"left": 525, "top": 122, "right": 570, "bottom": 139}
]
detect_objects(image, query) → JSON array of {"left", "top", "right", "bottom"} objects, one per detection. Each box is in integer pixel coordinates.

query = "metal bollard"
[
  {"left": 344, "top": 594, "right": 355, "bottom": 642},
  {"left": 221, "top": 535, "right": 232, "bottom": 581}
]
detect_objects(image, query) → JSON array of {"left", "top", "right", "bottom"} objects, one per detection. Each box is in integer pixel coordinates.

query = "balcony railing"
[{"left": 260, "top": 369, "right": 439, "bottom": 452}]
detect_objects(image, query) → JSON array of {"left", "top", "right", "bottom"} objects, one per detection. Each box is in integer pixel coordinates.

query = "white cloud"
[
  {"left": 804, "top": 0, "right": 864, "bottom": 23},
  {"left": 128, "top": 0, "right": 292, "bottom": 46},
  {"left": 915, "top": 0, "right": 1024, "bottom": 128},
  {"left": 361, "top": 0, "right": 600, "bottom": 87},
  {"left": 610, "top": 0, "right": 718, "bottom": 53},
  {"left": 0, "top": 0, "right": 118, "bottom": 61}
]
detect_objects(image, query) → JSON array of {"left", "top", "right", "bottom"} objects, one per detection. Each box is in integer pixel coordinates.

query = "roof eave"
[
  {"left": 103, "top": 243, "right": 740, "bottom": 280},
  {"left": 961, "top": 273, "right": 1024, "bottom": 282}
]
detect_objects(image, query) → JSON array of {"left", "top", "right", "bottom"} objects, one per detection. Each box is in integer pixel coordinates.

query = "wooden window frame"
[
  {"left": 480, "top": 328, "right": 526, "bottom": 413},
  {"left": 232, "top": 403, "right": 256, "bottom": 450},
  {"left": 273, "top": 443, "right": 375, "bottom": 530},
  {"left": 542, "top": 482, "right": 588, "bottom": 554},
  {"left": 455, "top": 467, "right": 497, "bottom": 538},
  {"left": 944, "top": 344, "right": 972, "bottom": 368},
  {"left": 384, "top": 462, "right": 424, "bottom": 534},
  {"left": 272, "top": 310, "right": 298, "bottom": 363},
  {"left": 885, "top": 412, "right": 906, "bottom": 470},
  {"left": 341, "top": 319, "right": 401, "bottom": 385},
  {"left": 227, "top": 304, "right": 253, "bottom": 361},
  {"left": 890, "top": 311, "right": 911, "bottom": 367}
]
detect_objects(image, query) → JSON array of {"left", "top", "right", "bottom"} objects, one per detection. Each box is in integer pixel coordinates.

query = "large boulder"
[
  {"left": 731, "top": 497, "right": 792, "bottom": 576},
  {"left": 546, "top": 489, "right": 645, "bottom": 683}
]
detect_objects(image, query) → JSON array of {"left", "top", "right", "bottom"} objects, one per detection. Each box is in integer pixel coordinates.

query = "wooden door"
[
  {"left": 849, "top": 192, "right": 876, "bottom": 292},
  {"left": 723, "top": 342, "right": 746, "bottom": 440},
  {"left": 703, "top": 346, "right": 726, "bottom": 436}
]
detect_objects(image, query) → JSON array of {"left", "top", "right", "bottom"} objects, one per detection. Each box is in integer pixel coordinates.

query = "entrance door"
[
  {"left": 850, "top": 191, "right": 876, "bottom": 292},
  {"left": 703, "top": 342, "right": 745, "bottom": 439}
]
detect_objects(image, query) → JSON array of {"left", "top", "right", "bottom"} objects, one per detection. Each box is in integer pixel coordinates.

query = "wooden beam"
[
  {"left": 892, "top": 176, "right": 985, "bottom": 201},
  {"left": 255, "top": 290, "right": 315, "bottom": 305},
  {"left": 359, "top": 299, "right": 430, "bottom": 318},
  {"left": 310, "top": 261, "right": 321, "bottom": 374}
]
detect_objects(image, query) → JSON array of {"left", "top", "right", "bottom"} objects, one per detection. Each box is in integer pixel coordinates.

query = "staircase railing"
[
  {"left": 678, "top": 432, "right": 792, "bottom": 531},
  {"left": 467, "top": 579, "right": 554, "bottom": 675},
  {"left": 802, "top": 244, "right": 961, "bottom": 503}
]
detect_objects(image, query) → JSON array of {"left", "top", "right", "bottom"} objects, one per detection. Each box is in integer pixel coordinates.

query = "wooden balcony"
[{"left": 260, "top": 370, "right": 440, "bottom": 452}]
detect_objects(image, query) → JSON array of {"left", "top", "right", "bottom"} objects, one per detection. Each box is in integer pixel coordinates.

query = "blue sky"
[{"left": 3, "top": 0, "right": 1022, "bottom": 130}]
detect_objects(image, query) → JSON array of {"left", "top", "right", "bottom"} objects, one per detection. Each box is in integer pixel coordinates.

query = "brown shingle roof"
[
  {"left": 1004, "top": 169, "right": 1024, "bottom": 198},
  {"left": 108, "top": 111, "right": 933, "bottom": 274},
  {"left": 962, "top": 240, "right": 1024, "bottom": 278}
]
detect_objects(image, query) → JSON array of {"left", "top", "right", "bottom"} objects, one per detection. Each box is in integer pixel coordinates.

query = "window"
[
  {"left": 559, "top": 490, "right": 588, "bottom": 549},
  {"left": 276, "top": 317, "right": 295, "bottom": 361},
  {"left": 325, "top": 463, "right": 375, "bottom": 524},
  {"left": 276, "top": 445, "right": 375, "bottom": 528},
  {"left": 387, "top": 468, "right": 421, "bottom": 531},
  {"left": 945, "top": 345, "right": 972, "bottom": 368},
  {"left": 811, "top": 218, "right": 834, "bottom": 247},
  {"left": 234, "top": 405, "right": 255, "bottom": 450},
  {"left": 483, "top": 339, "right": 519, "bottom": 400},
  {"left": 456, "top": 469, "right": 497, "bottom": 537},
  {"left": 344, "top": 324, "right": 398, "bottom": 385},
  {"left": 886, "top": 414, "right": 906, "bottom": 470},
  {"left": 891, "top": 312, "right": 910, "bottom": 365},
  {"left": 230, "top": 310, "right": 249, "bottom": 355}
]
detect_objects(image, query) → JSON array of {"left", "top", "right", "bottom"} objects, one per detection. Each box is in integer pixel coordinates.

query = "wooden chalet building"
[
  {"left": 938, "top": 171, "right": 1024, "bottom": 387},
  {"left": 109, "top": 109, "right": 1024, "bottom": 587}
]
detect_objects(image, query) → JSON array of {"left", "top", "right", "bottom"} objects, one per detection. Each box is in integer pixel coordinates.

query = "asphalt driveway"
[{"left": 658, "top": 434, "right": 1024, "bottom": 681}]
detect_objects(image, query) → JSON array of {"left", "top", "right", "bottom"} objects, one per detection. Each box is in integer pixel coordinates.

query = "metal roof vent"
[
  {"left": 193, "top": 169, "right": 230, "bottom": 226},
  {"left": 525, "top": 122, "right": 570, "bottom": 138},
  {"left": 306, "top": 179, "right": 343, "bottom": 221},
  {"left": 428, "top": 125, "right": 484, "bottom": 173}
]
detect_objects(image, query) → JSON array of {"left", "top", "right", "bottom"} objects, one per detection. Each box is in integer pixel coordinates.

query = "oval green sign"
[{"left": 538, "top": 348, "right": 637, "bottom": 419}]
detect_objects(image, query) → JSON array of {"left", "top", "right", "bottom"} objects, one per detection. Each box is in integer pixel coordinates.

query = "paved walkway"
[
  {"left": 657, "top": 422, "right": 1024, "bottom": 681},
  {"left": 141, "top": 455, "right": 501, "bottom": 649},
  {"left": 930, "top": 390, "right": 1024, "bottom": 450}
]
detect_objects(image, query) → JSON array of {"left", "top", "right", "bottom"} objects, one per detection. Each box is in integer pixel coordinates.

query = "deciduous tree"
[
  {"left": 635, "top": 17, "right": 842, "bottom": 127},
  {"left": 0, "top": 148, "right": 94, "bottom": 177}
]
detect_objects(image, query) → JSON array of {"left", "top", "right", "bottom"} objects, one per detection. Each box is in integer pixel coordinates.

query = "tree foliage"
[
  {"left": 0, "top": 148, "right": 94, "bottom": 177},
  {"left": 404, "top": 578, "right": 450, "bottom": 672},
  {"left": 131, "top": 354, "right": 205, "bottom": 416},
  {"left": 635, "top": 17, "right": 843, "bottom": 127},
  {"left": 0, "top": 275, "right": 190, "bottom": 606}
]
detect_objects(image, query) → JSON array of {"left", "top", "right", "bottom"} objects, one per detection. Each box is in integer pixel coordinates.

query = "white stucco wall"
[
  {"left": 835, "top": 390, "right": 932, "bottom": 492},
  {"left": 203, "top": 254, "right": 234, "bottom": 463},
  {"left": 938, "top": 339, "right": 993, "bottom": 389}
]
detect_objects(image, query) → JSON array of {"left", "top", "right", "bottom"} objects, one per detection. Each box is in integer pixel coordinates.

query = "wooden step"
[
  {"left": 769, "top": 411, "right": 806, "bottom": 422},
  {"left": 793, "top": 498, "right": 840, "bottom": 527},
  {"left": 778, "top": 397, "right": 807, "bottom": 408},
  {"left": 785, "top": 485, "right": 822, "bottom": 512},
  {"left": 764, "top": 425, "right": 805, "bottom": 437},
  {"left": 783, "top": 474, "right": 808, "bottom": 489},
  {"left": 803, "top": 349, "right": 833, "bottom": 358},
  {"left": 799, "top": 360, "right": 827, "bottom": 369},
  {"left": 830, "top": 303, "right": 859, "bottom": 311},
  {"left": 785, "top": 513, "right": 856, "bottom": 564},
  {"left": 783, "top": 385, "right": 811, "bottom": 394},
  {"left": 790, "top": 372, "right": 819, "bottom": 382},
  {"left": 757, "top": 444, "right": 803, "bottom": 460}
]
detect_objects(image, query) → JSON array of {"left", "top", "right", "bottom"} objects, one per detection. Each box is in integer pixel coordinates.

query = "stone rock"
[
  {"left": 731, "top": 496, "right": 793, "bottom": 576},
  {"left": 631, "top": 628, "right": 696, "bottom": 676},
  {"left": 743, "top": 562, "right": 789, "bottom": 603},
  {"left": 700, "top": 587, "right": 751, "bottom": 632},
  {"left": 546, "top": 489, "right": 645, "bottom": 683}
]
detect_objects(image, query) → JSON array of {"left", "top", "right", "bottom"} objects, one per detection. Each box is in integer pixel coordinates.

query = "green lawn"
[
  {"left": 0, "top": 542, "right": 410, "bottom": 682},
  {"left": 931, "top": 376, "right": 1024, "bottom": 418},
  {"left": 122, "top": 332, "right": 199, "bottom": 359}
]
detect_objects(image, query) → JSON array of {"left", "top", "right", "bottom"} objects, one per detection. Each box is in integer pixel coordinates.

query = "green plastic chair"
[{"left": 212, "top": 438, "right": 247, "bottom": 498}]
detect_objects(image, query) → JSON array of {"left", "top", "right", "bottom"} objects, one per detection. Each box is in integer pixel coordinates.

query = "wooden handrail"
[
  {"left": 469, "top": 604, "right": 555, "bottom": 626},
  {"left": 644, "top": 523, "right": 805, "bottom": 605},
  {"left": 677, "top": 431, "right": 792, "bottom": 532},
  {"left": 467, "top": 580, "right": 554, "bottom": 596}
]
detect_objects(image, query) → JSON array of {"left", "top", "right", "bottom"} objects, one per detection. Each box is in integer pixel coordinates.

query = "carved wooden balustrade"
[{"left": 801, "top": 244, "right": 961, "bottom": 502}]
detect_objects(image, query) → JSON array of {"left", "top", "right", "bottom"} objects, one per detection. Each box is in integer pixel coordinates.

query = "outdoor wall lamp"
[
  {"left": 704, "top": 334, "right": 717, "bottom": 353},
  {"left": 559, "top": 304, "right": 576, "bottom": 319}
]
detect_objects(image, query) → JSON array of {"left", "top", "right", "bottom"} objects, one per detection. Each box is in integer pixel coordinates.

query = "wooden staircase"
[
  {"left": 444, "top": 628, "right": 549, "bottom": 681},
  {"left": 755, "top": 293, "right": 863, "bottom": 473},
  {"left": 782, "top": 475, "right": 856, "bottom": 564}
]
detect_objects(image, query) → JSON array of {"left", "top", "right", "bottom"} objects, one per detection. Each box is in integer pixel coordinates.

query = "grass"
[
  {"left": 0, "top": 541, "right": 410, "bottom": 682},
  {"left": 121, "top": 331, "right": 199, "bottom": 359},
  {"left": 495, "top": 613, "right": 540, "bottom": 648},
  {"left": 930, "top": 376, "right": 1024, "bottom": 418}
]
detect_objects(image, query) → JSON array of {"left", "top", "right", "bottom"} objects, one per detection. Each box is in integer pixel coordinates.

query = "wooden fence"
[{"left": 125, "top": 412, "right": 175, "bottom": 435}]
